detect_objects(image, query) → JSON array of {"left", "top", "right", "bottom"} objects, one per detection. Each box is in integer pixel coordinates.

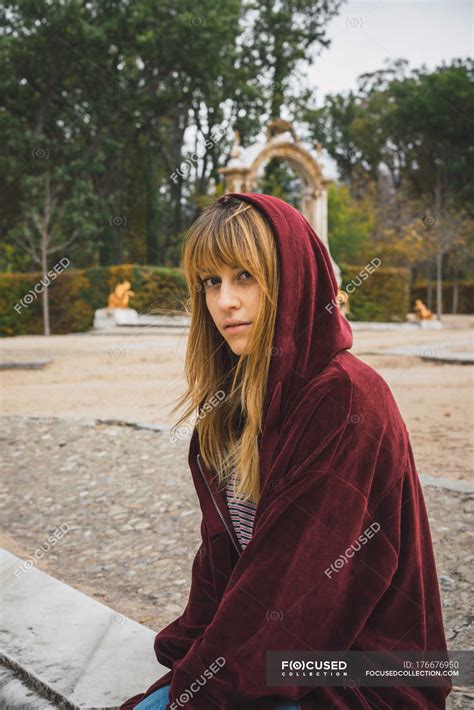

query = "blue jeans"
[
  {"left": 134, "top": 683, "right": 299, "bottom": 709},
  {"left": 134, "top": 684, "right": 170, "bottom": 710}
]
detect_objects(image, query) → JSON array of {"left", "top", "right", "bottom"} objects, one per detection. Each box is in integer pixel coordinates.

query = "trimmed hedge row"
[
  {"left": 340, "top": 263, "right": 410, "bottom": 322},
  {"left": 1, "top": 263, "right": 470, "bottom": 336},
  {"left": 0, "top": 264, "right": 188, "bottom": 337},
  {"left": 411, "top": 280, "right": 474, "bottom": 315}
]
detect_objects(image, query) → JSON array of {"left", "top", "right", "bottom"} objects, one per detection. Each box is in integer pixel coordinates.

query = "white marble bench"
[{"left": 0, "top": 549, "right": 168, "bottom": 709}]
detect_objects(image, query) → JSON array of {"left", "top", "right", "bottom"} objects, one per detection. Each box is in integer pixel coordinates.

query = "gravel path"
[{"left": 1, "top": 415, "right": 472, "bottom": 708}]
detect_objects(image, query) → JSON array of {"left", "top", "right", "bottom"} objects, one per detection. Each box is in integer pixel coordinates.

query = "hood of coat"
[
  {"left": 217, "top": 192, "right": 353, "bottom": 416},
  {"left": 189, "top": 193, "right": 353, "bottom": 545}
]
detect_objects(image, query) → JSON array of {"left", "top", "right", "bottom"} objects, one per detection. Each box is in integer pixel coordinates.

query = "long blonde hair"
[{"left": 170, "top": 196, "right": 280, "bottom": 504}]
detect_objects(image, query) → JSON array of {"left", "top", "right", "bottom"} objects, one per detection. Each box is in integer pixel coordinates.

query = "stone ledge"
[
  {"left": 0, "top": 659, "right": 68, "bottom": 709},
  {"left": 0, "top": 360, "right": 53, "bottom": 370},
  {"left": 359, "top": 342, "right": 473, "bottom": 365},
  {"left": 419, "top": 474, "right": 474, "bottom": 494},
  {"left": 0, "top": 549, "right": 168, "bottom": 709},
  {"left": 349, "top": 321, "right": 443, "bottom": 331}
]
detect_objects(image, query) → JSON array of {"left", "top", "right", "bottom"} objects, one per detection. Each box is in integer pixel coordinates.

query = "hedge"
[
  {"left": 2, "top": 263, "right": 469, "bottom": 336},
  {"left": 411, "top": 280, "right": 474, "bottom": 315},
  {"left": 339, "top": 263, "right": 410, "bottom": 322},
  {"left": 0, "top": 264, "right": 188, "bottom": 337}
]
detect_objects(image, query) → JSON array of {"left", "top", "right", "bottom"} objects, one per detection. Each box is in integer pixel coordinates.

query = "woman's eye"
[
  {"left": 202, "top": 277, "right": 218, "bottom": 288},
  {"left": 201, "top": 271, "right": 253, "bottom": 289}
]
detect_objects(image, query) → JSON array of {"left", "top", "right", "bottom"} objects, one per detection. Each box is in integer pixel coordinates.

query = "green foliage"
[
  {"left": 257, "top": 158, "right": 301, "bottom": 208},
  {"left": 340, "top": 264, "right": 410, "bottom": 322},
  {"left": 305, "top": 58, "right": 474, "bottom": 210},
  {"left": 303, "top": 57, "right": 474, "bottom": 288},
  {"left": 0, "top": 0, "right": 342, "bottom": 271},
  {"left": 1, "top": 261, "right": 419, "bottom": 335},
  {"left": 248, "top": 0, "right": 343, "bottom": 119},
  {"left": 3, "top": 264, "right": 469, "bottom": 337},
  {"left": 411, "top": 280, "right": 474, "bottom": 314},
  {"left": 328, "top": 183, "right": 375, "bottom": 264},
  {"left": 0, "top": 274, "right": 44, "bottom": 336},
  {"left": 0, "top": 265, "right": 189, "bottom": 336}
]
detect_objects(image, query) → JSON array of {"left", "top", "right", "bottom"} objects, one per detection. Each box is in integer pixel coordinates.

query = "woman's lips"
[{"left": 224, "top": 323, "right": 251, "bottom": 334}]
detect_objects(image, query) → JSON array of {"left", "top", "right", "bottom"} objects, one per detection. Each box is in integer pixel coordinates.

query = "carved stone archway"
[{"left": 218, "top": 119, "right": 340, "bottom": 284}]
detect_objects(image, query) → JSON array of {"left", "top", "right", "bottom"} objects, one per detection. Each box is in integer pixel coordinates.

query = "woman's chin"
[{"left": 226, "top": 337, "right": 251, "bottom": 356}]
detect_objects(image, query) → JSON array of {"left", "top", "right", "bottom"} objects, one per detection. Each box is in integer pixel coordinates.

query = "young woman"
[{"left": 121, "top": 193, "right": 450, "bottom": 710}]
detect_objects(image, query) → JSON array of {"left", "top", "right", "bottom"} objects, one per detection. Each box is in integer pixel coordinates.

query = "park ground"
[{"left": 1, "top": 315, "right": 473, "bottom": 481}]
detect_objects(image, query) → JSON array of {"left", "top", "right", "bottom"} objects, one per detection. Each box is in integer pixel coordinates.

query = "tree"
[
  {"left": 249, "top": 0, "right": 344, "bottom": 119},
  {"left": 303, "top": 58, "right": 474, "bottom": 310},
  {"left": 9, "top": 162, "right": 96, "bottom": 334},
  {"left": 1, "top": 0, "right": 347, "bottom": 276}
]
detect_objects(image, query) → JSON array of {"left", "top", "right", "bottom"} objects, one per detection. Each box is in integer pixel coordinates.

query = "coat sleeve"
[
  {"left": 164, "top": 375, "right": 407, "bottom": 709},
  {"left": 119, "top": 518, "right": 219, "bottom": 710},
  {"left": 153, "top": 516, "right": 220, "bottom": 668}
]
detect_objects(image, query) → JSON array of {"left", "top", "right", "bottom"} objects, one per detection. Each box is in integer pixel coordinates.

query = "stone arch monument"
[{"left": 218, "top": 118, "right": 341, "bottom": 284}]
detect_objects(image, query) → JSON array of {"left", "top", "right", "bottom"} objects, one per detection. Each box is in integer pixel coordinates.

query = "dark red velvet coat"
[{"left": 121, "top": 193, "right": 450, "bottom": 709}]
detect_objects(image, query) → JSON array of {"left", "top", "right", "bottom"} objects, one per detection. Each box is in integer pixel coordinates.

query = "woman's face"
[{"left": 199, "top": 263, "right": 261, "bottom": 356}]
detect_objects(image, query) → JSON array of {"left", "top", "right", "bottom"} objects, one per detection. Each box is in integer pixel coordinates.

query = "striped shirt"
[{"left": 225, "top": 467, "right": 257, "bottom": 550}]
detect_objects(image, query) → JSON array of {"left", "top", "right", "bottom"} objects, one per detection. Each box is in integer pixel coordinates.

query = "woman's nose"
[{"left": 217, "top": 279, "right": 240, "bottom": 309}]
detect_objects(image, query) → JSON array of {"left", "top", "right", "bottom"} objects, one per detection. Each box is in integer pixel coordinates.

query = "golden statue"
[
  {"left": 337, "top": 289, "right": 350, "bottom": 316},
  {"left": 414, "top": 299, "right": 432, "bottom": 320},
  {"left": 107, "top": 280, "right": 135, "bottom": 309}
]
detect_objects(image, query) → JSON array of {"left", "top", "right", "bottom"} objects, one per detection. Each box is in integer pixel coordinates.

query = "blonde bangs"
[{"left": 184, "top": 200, "right": 274, "bottom": 301}]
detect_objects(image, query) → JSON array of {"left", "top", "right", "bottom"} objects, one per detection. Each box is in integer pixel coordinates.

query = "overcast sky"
[{"left": 308, "top": 0, "right": 472, "bottom": 101}]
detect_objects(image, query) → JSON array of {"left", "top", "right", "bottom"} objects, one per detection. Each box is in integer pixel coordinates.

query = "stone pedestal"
[
  {"left": 419, "top": 319, "right": 443, "bottom": 329},
  {"left": 94, "top": 308, "right": 139, "bottom": 330}
]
